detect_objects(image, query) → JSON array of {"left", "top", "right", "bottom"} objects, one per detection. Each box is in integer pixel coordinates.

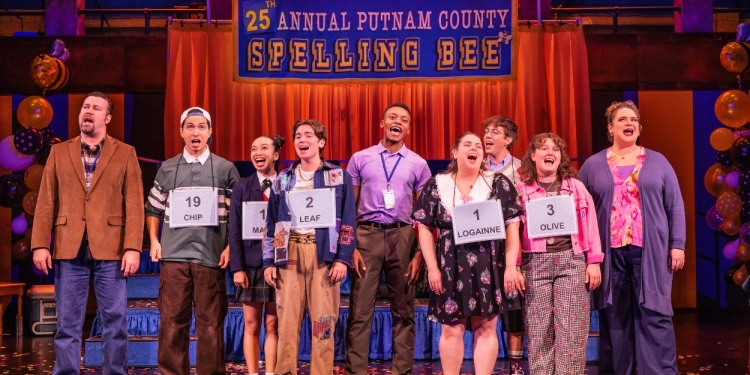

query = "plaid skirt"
[{"left": 235, "top": 267, "right": 275, "bottom": 303}]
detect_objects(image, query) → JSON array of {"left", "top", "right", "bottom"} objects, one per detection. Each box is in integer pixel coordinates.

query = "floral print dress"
[{"left": 413, "top": 172, "right": 523, "bottom": 324}]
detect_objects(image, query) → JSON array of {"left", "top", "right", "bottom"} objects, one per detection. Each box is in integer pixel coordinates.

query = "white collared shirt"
[
  {"left": 182, "top": 147, "right": 210, "bottom": 164},
  {"left": 256, "top": 171, "right": 277, "bottom": 185}
]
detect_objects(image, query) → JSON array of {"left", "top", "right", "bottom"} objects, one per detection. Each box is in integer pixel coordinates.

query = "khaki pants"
[{"left": 276, "top": 242, "right": 341, "bottom": 375}]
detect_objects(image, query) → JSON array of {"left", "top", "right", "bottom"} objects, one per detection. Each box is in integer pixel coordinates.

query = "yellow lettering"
[
  {"left": 334, "top": 39, "right": 354, "bottom": 72},
  {"left": 311, "top": 39, "right": 332, "bottom": 73},
  {"left": 357, "top": 39, "right": 371, "bottom": 72},
  {"left": 289, "top": 39, "right": 309, "bottom": 72},
  {"left": 401, "top": 38, "right": 419, "bottom": 71},
  {"left": 459, "top": 37, "right": 478, "bottom": 70},
  {"left": 482, "top": 37, "right": 500, "bottom": 69},
  {"left": 247, "top": 38, "right": 265, "bottom": 72},
  {"left": 436, "top": 38, "right": 456, "bottom": 71},
  {"left": 374, "top": 39, "right": 397, "bottom": 72},
  {"left": 268, "top": 38, "right": 286, "bottom": 72}
]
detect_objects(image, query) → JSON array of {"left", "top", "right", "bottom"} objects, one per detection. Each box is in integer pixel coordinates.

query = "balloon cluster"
[
  {"left": 1, "top": 40, "right": 69, "bottom": 269},
  {"left": 711, "top": 32, "right": 750, "bottom": 287}
]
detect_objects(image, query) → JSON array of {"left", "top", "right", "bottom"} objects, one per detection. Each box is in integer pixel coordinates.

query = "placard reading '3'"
[
  {"left": 524, "top": 195, "right": 578, "bottom": 239},
  {"left": 288, "top": 188, "right": 337, "bottom": 229},
  {"left": 452, "top": 200, "right": 506, "bottom": 245},
  {"left": 242, "top": 201, "right": 269, "bottom": 239},
  {"left": 169, "top": 187, "right": 219, "bottom": 228}
]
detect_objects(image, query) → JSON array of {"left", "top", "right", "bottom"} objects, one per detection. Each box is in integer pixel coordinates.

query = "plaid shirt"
[{"left": 81, "top": 138, "right": 105, "bottom": 190}]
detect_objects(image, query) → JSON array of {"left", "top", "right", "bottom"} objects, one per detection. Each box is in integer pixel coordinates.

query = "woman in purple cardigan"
[{"left": 578, "top": 101, "right": 686, "bottom": 375}]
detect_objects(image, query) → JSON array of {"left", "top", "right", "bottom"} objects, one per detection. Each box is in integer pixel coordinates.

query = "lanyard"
[
  {"left": 85, "top": 152, "right": 100, "bottom": 177},
  {"left": 380, "top": 152, "right": 402, "bottom": 190}
]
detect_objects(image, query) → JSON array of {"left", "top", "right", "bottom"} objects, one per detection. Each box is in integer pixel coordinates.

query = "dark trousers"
[
  {"left": 157, "top": 261, "right": 228, "bottom": 375},
  {"left": 345, "top": 225, "right": 416, "bottom": 375},
  {"left": 53, "top": 242, "right": 128, "bottom": 375},
  {"left": 598, "top": 245, "right": 677, "bottom": 375}
]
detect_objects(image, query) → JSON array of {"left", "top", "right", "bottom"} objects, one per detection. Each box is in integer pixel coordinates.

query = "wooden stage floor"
[{"left": 1, "top": 309, "right": 748, "bottom": 374}]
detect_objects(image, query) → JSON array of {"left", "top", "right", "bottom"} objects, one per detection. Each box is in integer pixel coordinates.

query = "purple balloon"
[
  {"left": 31, "top": 262, "right": 45, "bottom": 276},
  {"left": 727, "top": 171, "right": 741, "bottom": 188},
  {"left": 11, "top": 214, "right": 28, "bottom": 235},
  {"left": 706, "top": 206, "right": 725, "bottom": 231},
  {"left": 724, "top": 238, "right": 740, "bottom": 260},
  {"left": 50, "top": 39, "right": 65, "bottom": 58}
]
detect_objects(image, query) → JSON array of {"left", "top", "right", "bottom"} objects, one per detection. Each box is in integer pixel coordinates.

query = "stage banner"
[{"left": 233, "top": 0, "right": 518, "bottom": 83}]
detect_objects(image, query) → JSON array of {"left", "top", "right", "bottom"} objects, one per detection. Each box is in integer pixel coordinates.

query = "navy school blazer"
[{"left": 228, "top": 173, "right": 266, "bottom": 272}]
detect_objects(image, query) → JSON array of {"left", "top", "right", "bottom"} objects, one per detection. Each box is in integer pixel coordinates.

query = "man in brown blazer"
[{"left": 31, "top": 92, "right": 144, "bottom": 375}]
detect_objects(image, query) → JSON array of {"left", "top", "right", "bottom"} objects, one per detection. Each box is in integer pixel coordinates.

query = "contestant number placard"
[
  {"left": 288, "top": 188, "right": 336, "bottom": 229},
  {"left": 242, "top": 202, "right": 268, "bottom": 239},
  {"left": 525, "top": 195, "right": 578, "bottom": 239},
  {"left": 169, "top": 188, "right": 219, "bottom": 228},
  {"left": 452, "top": 200, "right": 506, "bottom": 245}
]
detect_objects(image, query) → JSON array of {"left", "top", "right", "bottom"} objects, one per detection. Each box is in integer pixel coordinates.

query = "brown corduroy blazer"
[{"left": 31, "top": 135, "right": 145, "bottom": 260}]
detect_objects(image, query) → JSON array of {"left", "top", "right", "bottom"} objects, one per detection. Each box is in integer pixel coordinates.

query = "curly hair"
[
  {"left": 520, "top": 133, "right": 577, "bottom": 184},
  {"left": 605, "top": 100, "right": 642, "bottom": 143},
  {"left": 441, "top": 132, "right": 482, "bottom": 175}
]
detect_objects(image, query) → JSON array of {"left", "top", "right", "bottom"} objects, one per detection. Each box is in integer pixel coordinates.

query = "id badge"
[
  {"left": 273, "top": 222, "right": 291, "bottom": 263},
  {"left": 383, "top": 188, "right": 396, "bottom": 209}
]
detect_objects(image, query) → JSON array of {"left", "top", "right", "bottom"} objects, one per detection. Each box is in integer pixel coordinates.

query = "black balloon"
[
  {"left": 38, "top": 126, "right": 54, "bottom": 140},
  {"left": 718, "top": 150, "right": 735, "bottom": 167},
  {"left": 13, "top": 126, "right": 44, "bottom": 155},
  {"left": 724, "top": 264, "right": 741, "bottom": 285},
  {"left": 0, "top": 174, "right": 27, "bottom": 208},
  {"left": 732, "top": 137, "right": 750, "bottom": 170},
  {"left": 35, "top": 136, "right": 62, "bottom": 166},
  {"left": 742, "top": 200, "right": 750, "bottom": 224}
]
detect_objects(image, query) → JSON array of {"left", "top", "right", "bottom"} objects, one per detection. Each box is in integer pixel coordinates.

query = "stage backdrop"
[{"left": 164, "top": 22, "right": 591, "bottom": 162}]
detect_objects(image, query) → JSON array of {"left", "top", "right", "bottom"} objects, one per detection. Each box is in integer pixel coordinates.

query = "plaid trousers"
[{"left": 522, "top": 250, "right": 590, "bottom": 375}]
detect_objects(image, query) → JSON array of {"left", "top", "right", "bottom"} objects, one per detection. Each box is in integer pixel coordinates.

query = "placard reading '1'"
[
  {"left": 169, "top": 187, "right": 219, "bottom": 228},
  {"left": 452, "top": 200, "right": 506, "bottom": 245},
  {"left": 524, "top": 195, "right": 578, "bottom": 239},
  {"left": 242, "top": 201, "right": 269, "bottom": 239},
  {"left": 288, "top": 188, "right": 337, "bottom": 229}
]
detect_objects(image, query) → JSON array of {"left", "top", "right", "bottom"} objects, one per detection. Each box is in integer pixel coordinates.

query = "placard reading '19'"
[
  {"left": 169, "top": 188, "right": 219, "bottom": 228},
  {"left": 288, "top": 188, "right": 336, "bottom": 229},
  {"left": 452, "top": 200, "right": 506, "bottom": 245},
  {"left": 524, "top": 195, "right": 578, "bottom": 239},
  {"left": 242, "top": 201, "right": 269, "bottom": 239}
]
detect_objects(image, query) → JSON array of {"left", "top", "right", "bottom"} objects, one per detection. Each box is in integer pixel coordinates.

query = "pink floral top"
[{"left": 608, "top": 147, "right": 646, "bottom": 248}]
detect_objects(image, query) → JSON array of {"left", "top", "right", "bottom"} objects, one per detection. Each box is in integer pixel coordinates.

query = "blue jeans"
[{"left": 53, "top": 243, "right": 128, "bottom": 375}]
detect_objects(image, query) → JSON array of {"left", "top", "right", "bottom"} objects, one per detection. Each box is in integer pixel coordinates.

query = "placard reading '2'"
[
  {"left": 524, "top": 195, "right": 578, "bottom": 239},
  {"left": 242, "top": 201, "right": 269, "bottom": 239},
  {"left": 288, "top": 188, "right": 337, "bottom": 229},
  {"left": 452, "top": 200, "right": 506, "bottom": 245},
  {"left": 169, "top": 187, "right": 219, "bottom": 228}
]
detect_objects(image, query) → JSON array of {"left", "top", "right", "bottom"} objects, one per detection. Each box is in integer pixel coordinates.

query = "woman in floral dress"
[{"left": 413, "top": 132, "right": 523, "bottom": 375}]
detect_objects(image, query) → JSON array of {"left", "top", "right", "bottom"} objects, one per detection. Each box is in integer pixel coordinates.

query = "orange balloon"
[
  {"left": 17, "top": 96, "right": 53, "bottom": 130},
  {"left": 717, "top": 192, "right": 742, "bottom": 219},
  {"left": 738, "top": 242, "right": 750, "bottom": 261},
  {"left": 22, "top": 191, "right": 38, "bottom": 215},
  {"left": 24, "top": 164, "right": 44, "bottom": 191},
  {"left": 11, "top": 238, "right": 31, "bottom": 260},
  {"left": 710, "top": 128, "right": 736, "bottom": 151},
  {"left": 734, "top": 265, "right": 749, "bottom": 286},
  {"left": 30, "top": 54, "right": 68, "bottom": 90},
  {"left": 723, "top": 217, "right": 741, "bottom": 236},
  {"left": 720, "top": 42, "right": 750, "bottom": 74},
  {"left": 704, "top": 163, "right": 737, "bottom": 197},
  {"left": 715, "top": 90, "right": 750, "bottom": 129}
]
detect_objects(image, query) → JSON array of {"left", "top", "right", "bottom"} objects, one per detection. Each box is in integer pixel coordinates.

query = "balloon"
[
  {"left": 706, "top": 206, "right": 725, "bottom": 231},
  {"left": 716, "top": 192, "right": 742, "bottom": 219},
  {"left": 716, "top": 90, "right": 750, "bottom": 128},
  {"left": 726, "top": 170, "right": 741, "bottom": 188},
  {"left": 724, "top": 238, "right": 740, "bottom": 260},
  {"left": 22, "top": 191, "right": 38, "bottom": 215},
  {"left": 742, "top": 200, "right": 750, "bottom": 224},
  {"left": 31, "top": 262, "right": 45, "bottom": 276},
  {"left": 30, "top": 54, "right": 69, "bottom": 91},
  {"left": 0, "top": 136, "right": 35, "bottom": 171},
  {"left": 24, "top": 165, "right": 44, "bottom": 191},
  {"left": 38, "top": 127, "right": 54, "bottom": 140},
  {"left": 724, "top": 264, "right": 741, "bottom": 285},
  {"left": 35, "top": 136, "right": 62, "bottom": 166},
  {"left": 25, "top": 212, "right": 33, "bottom": 227},
  {"left": 731, "top": 137, "right": 750, "bottom": 170},
  {"left": 719, "top": 42, "right": 750, "bottom": 74},
  {"left": 740, "top": 222, "right": 750, "bottom": 244},
  {"left": 718, "top": 150, "right": 735, "bottom": 167},
  {"left": 704, "top": 163, "right": 732, "bottom": 197},
  {"left": 13, "top": 126, "right": 44, "bottom": 155},
  {"left": 11, "top": 214, "right": 28, "bottom": 235},
  {"left": 734, "top": 265, "right": 749, "bottom": 285},
  {"left": 738, "top": 242, "right": 750, "bottom": 261},
  {"left": 0, "top": 174, "right": 28, "bottom": 207},
  {"left": 17, "top": 96, "right": 54, "bottom": 129},
  {"left": 50, "top": 39, "right": 65, "bottom": 58},
  {"left": 723, "top": 217, "right": 741, "bottom": 236},
  {"left": 59, "top": 48, "right": 70, "bottom": 63},
  {"left": 710, "top": 128, "right": 736, "bottom": 151},
  {"left": 11, "top": 238, "right": 31, "bottom": 260}
]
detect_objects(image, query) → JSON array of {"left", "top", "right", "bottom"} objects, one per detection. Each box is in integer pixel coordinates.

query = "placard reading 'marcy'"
[
  {"left": 452, "top": 200, "right": 506, "bottom": 245},
  {"left": 524, "top": 195, "right": 578, "bottom": 239}
]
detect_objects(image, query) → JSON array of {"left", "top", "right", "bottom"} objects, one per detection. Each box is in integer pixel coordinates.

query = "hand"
[
  {"left": 234, "top": 271, "right": 249, "bottom": 289},
  {"left": 264, "top": 267, "right": 277, "bottom": 288},
  {"left": 352, "top": 249, "right": 366, "bottom": 278},
  {"left": 515, "top": 267, "right": 525, "bottom": 297},
  {"left": 329, "top": 262, "right": 348, "bottom": 283},
  {"left": 218, "top": 248, "right": 230, "bottom": 269},
  {"left": 33, "top": 249, "right": 52, "bottom": 275},
  {"left": 150, "top": 241, "right": 162, "bottom": 262},
  {"left": 585, "top": 263, "right": 602, "bottom": 291},
  {"left": 668, "top": 248, "right": 685, "bottom": 272},
  {"left": 121, "top": 250, "right": 140, "bottom": 277},
  {"left": 504, "top": 266, "right": 519, "bottom": 297},
  {"left": 427, "top": 266, "right": 443, "bottom": 295},
  {"left": 406, "top": 252, "right": 424, "bottom": 286}
]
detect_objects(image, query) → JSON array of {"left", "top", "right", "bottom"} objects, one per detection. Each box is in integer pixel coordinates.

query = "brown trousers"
[
  {"left": 276, "top": 242, "right": 341, "bottom": 375},
  {"left": 157, "top": 261, "right": 228, "bottom": 375},
  {"left": 344, "top": 225, "right": 416, "bottom": 375}
]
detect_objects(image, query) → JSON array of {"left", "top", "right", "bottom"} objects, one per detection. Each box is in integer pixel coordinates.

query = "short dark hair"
[
  {"left": 85, "top": 92, "right": 113, "bottom": 116},
  {"left": 292, "top": 119, "right": 327, "bottom": 154},
  {"left": 482, "top": 116, "right": 518, "bottom": 150},
  {"left": 382, "top": 102, "right": 412, "bottom": 120}
]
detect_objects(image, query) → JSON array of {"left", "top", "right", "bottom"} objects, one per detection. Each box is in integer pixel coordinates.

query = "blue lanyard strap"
[
  {"left": 85, "top": 151, "right": 100, "bottom": 177},
  {"left": 380, "top": 152, "right": 402, "bottom": 189}
]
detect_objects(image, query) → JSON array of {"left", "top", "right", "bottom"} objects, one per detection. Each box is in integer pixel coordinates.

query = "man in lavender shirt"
[{"left": 344, "top": 102, "right": 432, "bottom": 375}]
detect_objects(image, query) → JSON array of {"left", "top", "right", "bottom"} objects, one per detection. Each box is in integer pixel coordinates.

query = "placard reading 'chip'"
[
  {"left": 525, "top": 195, "right": 578, "bottom": 239},
  {"left": 242, "top": 201, "right": 269, "bottom": 239},
  {"left": 169, "top": 187, "right": 219, "bottom": 228},
  {"left": 288, "top": 188, "right": 336, "bottom": 229},
  {"left": 452, "top": 200, "right": 506, "bottom": 245}
]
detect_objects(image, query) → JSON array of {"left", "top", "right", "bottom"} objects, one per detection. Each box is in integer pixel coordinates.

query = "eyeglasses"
[{"left": 483, "top": 128, "right": 506, "bottom": 137}]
